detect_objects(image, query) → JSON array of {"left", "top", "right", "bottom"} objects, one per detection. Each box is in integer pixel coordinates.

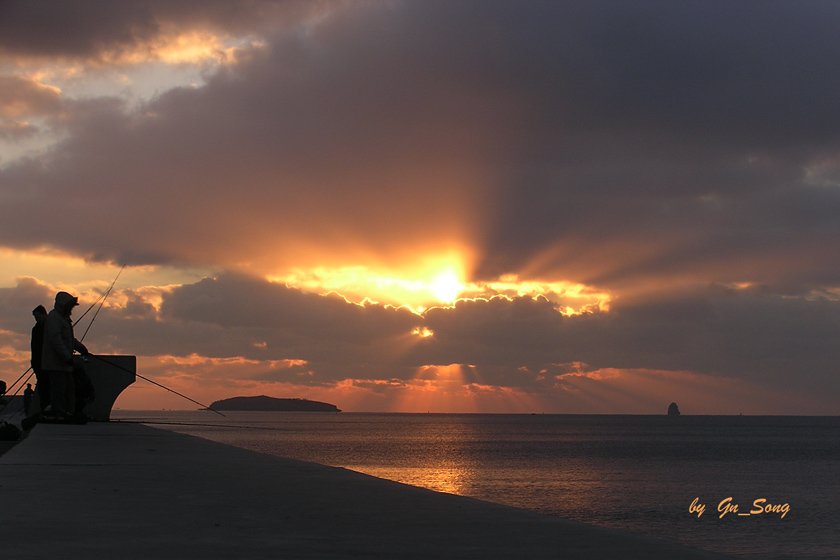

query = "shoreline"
[{"left": 0, "top": 421, "right": 732, "bottom": 559}]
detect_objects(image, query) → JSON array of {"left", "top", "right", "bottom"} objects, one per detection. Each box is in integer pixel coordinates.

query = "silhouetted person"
[
  {"left": 23, "top": 383, "right": 34, "bottom": 415},
  {"left": 31, "top": 304, "right": 50, "bottom": 411},
  {"left": 41, "top": 292, "right": 89, "bottom": 421}
]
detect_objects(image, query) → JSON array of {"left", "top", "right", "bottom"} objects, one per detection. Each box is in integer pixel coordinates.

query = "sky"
[{"left": 1, "top": 0, "right": 839, "bottom": 414}]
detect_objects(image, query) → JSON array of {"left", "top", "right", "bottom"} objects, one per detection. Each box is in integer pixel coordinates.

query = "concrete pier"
[{"left": 0, "top": 422, "right": 730, "bottom": 559}]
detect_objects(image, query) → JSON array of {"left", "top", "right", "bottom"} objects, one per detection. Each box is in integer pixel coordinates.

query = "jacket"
[
  {"left": 30, "top": 321, "right": 44, "bottom": 373},
  {"left": 41, "top": 292, "right": 87, "bottom": 372}
]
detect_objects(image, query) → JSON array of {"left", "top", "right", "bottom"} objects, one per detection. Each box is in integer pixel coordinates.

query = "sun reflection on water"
[{"left": 347, "top": 464, "right": 477, "bottom": 496}]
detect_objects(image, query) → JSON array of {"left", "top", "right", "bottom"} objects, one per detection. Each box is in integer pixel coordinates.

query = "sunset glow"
[
  {"left": 270, "top": 252, "right": 473, "bottom": 309},
  {"left": 154, "top": 31, "right": 231, "bottom": 65},
  {"left": 1, "top": 2, "right": 839, "bottom": 415}
]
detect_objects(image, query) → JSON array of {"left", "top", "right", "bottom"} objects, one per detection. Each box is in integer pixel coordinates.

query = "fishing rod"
[
  {"left": 4, "top": 265, "right": 223, "bottom": 420},
  {"left": 0, "top": 369, "right": 34, "bottom": 415},
  {"left": 0, "top": 265, "right": 128, "bottom": 413},
  {"left": 76, "top": 263, "right": 126, "bottom": 341},
  {"left": 0, "top": 265, "right": 118, "bottom": 410},
  {"left": 3, "top": 367, "right": 33, "bottom": 397},
  {"left": 73, "top": 284, "right": 110, "bottom": 325},
  {"left": 89, "top": 354, "right": 226, "bottom": 417}
]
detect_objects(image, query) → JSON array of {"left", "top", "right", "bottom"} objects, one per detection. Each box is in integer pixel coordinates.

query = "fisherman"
[
  {"left": 23, "top": 383, "right": 34, "bottom": 415},
  {"left": 31, "top": 304, "right": 49, "bottom": 411},
  {"left": 41, "top": 292, "right": 90, "bottom": 422}
]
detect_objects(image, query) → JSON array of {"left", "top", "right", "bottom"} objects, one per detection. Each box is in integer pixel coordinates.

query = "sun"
[
  {"left": 430, "top": 270, "right": 465, "bottom": 304},
  {"left": 268, "top": 249, "right": 474, "bottom": 309}
]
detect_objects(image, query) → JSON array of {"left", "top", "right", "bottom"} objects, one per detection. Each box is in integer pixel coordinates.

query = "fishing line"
[
  {"left": 0, "top": 369, "right": 35, "bottom": 416},
  {"left": 3, "top": 367, "right": 33, "bottom": 397},
  {"left": 4, "top": 265, "right": 226, "bottom": 421},
  {"left": 78, "top": 264, "right": 126, "bottom": 342},
  {"left": 89, "top": 354, "right": 226, "bottom": 417},
  {"left": 73, "top": 285, "right": 110, "bottom": 325},
  {"left": 111, "top": 419, "right": 281, "bottom": 431},
  {"left": 1, "top": 266, "right": 127, "bottom": 416}
]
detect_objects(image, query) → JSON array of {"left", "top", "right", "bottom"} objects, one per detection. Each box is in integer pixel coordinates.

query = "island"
[
  {"left": 208, "top": 395, "right": 341, "bottom": 412},
  {"left": 667, "top": 402, "right": 681, "bottom": 416}
]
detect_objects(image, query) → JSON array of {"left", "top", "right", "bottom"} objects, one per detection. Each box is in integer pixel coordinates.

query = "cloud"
[
  {"left": 1, "top": 2, "right": 839, "bottom": 412},
  {"left": 0, "top": 278, "right": 52, "bottom": 337},
  {"left": 0, "top": 120, "right": 38, "bottom": 140},
  {"left": 0, "top": 2, "right": 837, "bottom": 294},
  {"left": 0, "top": 75, "right": 62, "bottom": 117},
  {"left": 0, "top": 13, "right": 496, "bottom": 270},
  {"left": 1, "top": 272, "right": 837, "bottom": 411},
  {"left": 0, "top": 75, "right": 62, "bottom": 142},
  {"left": 0, "top": 0, "right": 322, "bottom": 64},
  {"left": 161, "top": 273, "right": 420, "bottom": 343},
  {"left": 560, "top": 287, "right": 840, "bottom": 391}
]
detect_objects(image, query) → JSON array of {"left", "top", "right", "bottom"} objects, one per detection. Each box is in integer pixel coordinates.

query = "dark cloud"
[
  {"left": 0, "top": 0, "right": 321, "bottom": 62},
  {"left": 0, "top": 75, "right": 62, "bottom": 117},
  {"left": 417, "top": 296, "right": 564, "bottom": 370},
  {"left": 89, "top": 274, "right": 840, "bottom": 394},
  {"left": 1, "top": 2, "right": 839, "bottom": 410},
  {"left": 562, "top": 288, "right": 840, "bottom": 388},
  {"left": 0, "top": 277, "right": 53, "bottom": 333},
  {"left": 161, "top": 274, "right": 419, "bottom": 342},
  {"left": 0, "top": 1, "right": 837, "bottom": 293},
  {"left": 0, "top": 1, "right": 158, "bottom": 61},
  {"left": 1, "top": 273, "right": 838, "bottom": 406},
  {"left": 149, "top": 273, "right": 424, "bottom": 381},
  {"left": 464, "top": 0, "right": 840, "bottom": 287},
  {"left": 0, "top": 121, "right": 37, "bottom": 140},
  {"left": 0, "top": 75, "right": 62, "bottom": 142}
]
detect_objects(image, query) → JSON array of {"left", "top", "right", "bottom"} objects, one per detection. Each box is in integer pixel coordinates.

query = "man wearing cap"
[{"left": 41, "top": 291, "right": 89, "bottom": 421}]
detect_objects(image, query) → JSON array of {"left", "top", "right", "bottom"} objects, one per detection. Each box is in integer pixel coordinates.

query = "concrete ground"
[{"left": 0, "top": 422, "right": 732, "bottom": 559}]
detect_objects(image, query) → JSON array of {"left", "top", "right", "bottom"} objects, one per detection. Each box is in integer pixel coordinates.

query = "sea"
[{"left": 112, "top": 411, "right": 840, "bottom": 559}]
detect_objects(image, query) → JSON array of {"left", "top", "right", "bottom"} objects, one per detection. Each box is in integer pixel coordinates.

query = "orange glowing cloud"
[
  {"left": 269, "top": 249, "right": 474, "bottom": 310},
  {"left": 0, "top": 76, "right": 61, "bottom": 117},
  {"left": 270, "top": 256, "right": 608, "bottom": 315},
  {"left": 114, "top": 353, "right": 317, "bottom": 410},
  {"left": 153, "top": 30, "right": 233, "bottom": 65}
]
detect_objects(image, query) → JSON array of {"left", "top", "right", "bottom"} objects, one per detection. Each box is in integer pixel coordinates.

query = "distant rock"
[
  {"left": 668, "top": 402, "right": 681, "bottom": 416},
  {"left": 208, "top": 395, "right": 341, "bottom": 412}
]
